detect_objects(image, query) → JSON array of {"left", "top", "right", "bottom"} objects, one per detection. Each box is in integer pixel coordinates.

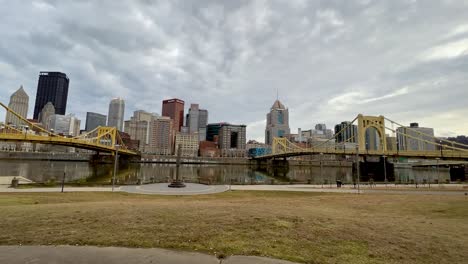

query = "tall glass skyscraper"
[
  {"left": 107, "top": 98, "right": 125, "bottom": 131},
  {"left": 186, "top": 103, "right": 208, "bottom": 141},
  {"left": 33, "top": 72, "right": 69, "bottom": 120}
]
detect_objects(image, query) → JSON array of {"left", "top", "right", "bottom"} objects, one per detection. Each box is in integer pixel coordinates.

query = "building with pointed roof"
[
  {"left": 265, "top": 99, "right": 290, "bottom": 145},
  {"left": 5, "top": 85, "right": 29, "bottom": 127}
]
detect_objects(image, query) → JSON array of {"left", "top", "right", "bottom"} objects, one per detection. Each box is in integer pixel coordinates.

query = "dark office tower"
[
  {"left": 162, "top": 98, "right": 184, "bottom": 132},
  {"left": 85, "top": 112, "right": 107, "bottom": 132},
  {"left": 206, "top": 123, "right": 224, "bottom": 142},
  {"left": 33, "top": 72, "right": 69, "bottom": 120},
  {"left": 334, "top": 121, "right": 358, "bottom": 143}
]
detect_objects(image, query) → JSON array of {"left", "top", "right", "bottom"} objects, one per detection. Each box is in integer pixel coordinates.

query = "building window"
[
  {"left": 277, "top": 111, "right": 283, "bottom": 124},
  {"left": 278, "top": 130, "right": 285, "bottom": 138},
  {"left": 231, "top": 132, "right": 238, "bottom": 148}
]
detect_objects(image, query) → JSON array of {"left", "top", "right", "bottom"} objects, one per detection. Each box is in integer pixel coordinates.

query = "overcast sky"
[{"left": 1, "top": 0, "right": 468, "bottom": 141}]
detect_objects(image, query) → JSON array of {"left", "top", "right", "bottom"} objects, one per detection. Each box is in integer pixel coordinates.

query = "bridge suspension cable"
[
  {"left": 385, "top": 117, "right": 468, "bottom": 149},
  {"left": 310, "top": 116, "right": 359, "bottom": 150},
  {"left": 385, "top": 126, "right": 468, "bottom": 153},
  {"left": 0, "top": 101, "right": 137, "bottom": 155}
]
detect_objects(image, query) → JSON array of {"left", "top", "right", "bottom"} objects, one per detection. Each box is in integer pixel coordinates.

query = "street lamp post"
[
  {"left": 355, "top": 145, "right": 360, "bottom": 194},
  {"left": 383, "top": 155, "right": 387, "bottom": 188},
  {"left": 436, "top": 158, "right": 440, "bottom": 187},
  {"left": 169, "top": 144, "right": 186, "bottom": 188},
  {"left": 112, "top": 145, "right": 121, "bottom": 192},
  {"left": 319, "top": 153, "right": 325, "bottom": 187},
  {"left": 440, "top": 140, "right": 443, "bottom": 158}
]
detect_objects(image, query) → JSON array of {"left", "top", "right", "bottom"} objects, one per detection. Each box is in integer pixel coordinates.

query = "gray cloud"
[{"left": 1, "top": 0, "right": 468, "bottom": 140}]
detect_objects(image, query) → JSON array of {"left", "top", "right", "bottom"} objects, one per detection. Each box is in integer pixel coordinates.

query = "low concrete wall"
[
  {"left": 0, "top": 151, "right": 93, "bottom": 161},
  {"left": 139, "top": 154, "right": 250, "bottom": 165}
]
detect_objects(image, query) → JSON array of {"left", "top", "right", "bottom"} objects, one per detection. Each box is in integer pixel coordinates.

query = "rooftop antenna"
[{"left": 276, "top": 88, "right": 279, "bottom": 101}]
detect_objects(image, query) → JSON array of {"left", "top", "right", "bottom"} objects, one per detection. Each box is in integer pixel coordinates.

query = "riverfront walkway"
[
  {"left": 0, "top": 246, "right": 298, "bottom": 264},
  {"left": 1, "top": 183, "right": 467, "bottom": 195}
]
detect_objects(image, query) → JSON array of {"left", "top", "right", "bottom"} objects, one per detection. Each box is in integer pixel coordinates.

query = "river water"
[{"left": 0, "top": 160, "right": 452, "bottom": 185}]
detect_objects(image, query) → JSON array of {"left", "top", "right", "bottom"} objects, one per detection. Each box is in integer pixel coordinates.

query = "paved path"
[
  {"left": 0, "top": 185, "right": 114, "bottom": 193},
  {"left": 121, "top": 183, "right": 229, "bottom": 195},
  {"left": 0, "top": 246, "right": 298, "bottom": 264},
  {"left": 1, "top": 183, "right": 466, "bottom": 196}
]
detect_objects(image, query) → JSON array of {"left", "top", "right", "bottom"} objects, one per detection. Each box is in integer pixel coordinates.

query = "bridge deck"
[
  {"left": 252, "top": 149, "right": 468, "bottom": 160},
  {"left": 0, "top": 133, "right": 138, "bottom": 156}
]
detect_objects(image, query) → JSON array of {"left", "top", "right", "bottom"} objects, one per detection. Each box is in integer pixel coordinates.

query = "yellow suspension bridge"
[
  {"left": 0, "top": 102, "right": 138, "bottom": 156},
  {"left": 254, "top": 115, "right": 468, "bottom": 160}
]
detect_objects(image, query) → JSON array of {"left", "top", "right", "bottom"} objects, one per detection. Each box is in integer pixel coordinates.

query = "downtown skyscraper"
[
  {"left": 108, "top": 98, "right": 125, "bottom": 131},
  {"left": 33, "top": 72, "right": 69, "bottom": 120},
  {"left": 162, "top": 98, "right": 184, "bottom": 132},
  {"left": 5, "top": 85, "right": 29, "bottom": 127},
  {"left": 186, "top": 103, "right": 208, "bottom": 141},
  {"left": 265, "top": 99, "right": 290, "bottom": 145}
]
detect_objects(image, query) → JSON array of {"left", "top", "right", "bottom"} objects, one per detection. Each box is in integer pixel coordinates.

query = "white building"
[
  {"left": 48, "top": 114, "right": 81, "bottom": 136},
  {"left": 174, "top": 132, "right": 199, "bottom": 157}
]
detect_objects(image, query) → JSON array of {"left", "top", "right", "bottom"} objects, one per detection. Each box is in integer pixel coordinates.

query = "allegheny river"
[{"left": 0, "top": 160, "right": 452, "bottom": 186}]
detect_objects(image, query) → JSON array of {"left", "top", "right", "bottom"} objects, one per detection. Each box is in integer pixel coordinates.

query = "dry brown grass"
[{"left": 0, "top": 191, "right": 467, "bottom": 264}]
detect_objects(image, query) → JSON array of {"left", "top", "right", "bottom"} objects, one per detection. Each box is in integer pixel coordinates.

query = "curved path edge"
[{"left": 0, "top": 245, "right": 299, "bottom": 264}]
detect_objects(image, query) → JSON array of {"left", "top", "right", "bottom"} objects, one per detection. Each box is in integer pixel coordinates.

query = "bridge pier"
[{"left": 358, "top": 155, "right": 395, "bottom": 182}]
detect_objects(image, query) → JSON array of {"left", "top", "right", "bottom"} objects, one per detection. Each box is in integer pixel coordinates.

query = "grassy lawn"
[{"left": 0, "top": 191, "right": 467, "bottom": 264}]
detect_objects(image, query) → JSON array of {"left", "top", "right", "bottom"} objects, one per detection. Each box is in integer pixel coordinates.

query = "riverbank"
[
  {"left": 1, "top": 191, "right": 467, "bottom": 263},
  {"left": 0, "top": 151, "right": 354, "bottom": 166},
  {"left": 0, "top": 151, "right": 92, "bottom": 161}
]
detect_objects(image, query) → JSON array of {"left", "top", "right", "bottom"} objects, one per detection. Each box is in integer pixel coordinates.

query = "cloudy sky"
[{"left": 1, "top": 0, "right": 468, "bottom": 141}]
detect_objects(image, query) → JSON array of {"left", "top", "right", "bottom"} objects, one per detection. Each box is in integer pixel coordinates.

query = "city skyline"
[{"left": 1, "top": 1, "right": 468, "bottom": 141}]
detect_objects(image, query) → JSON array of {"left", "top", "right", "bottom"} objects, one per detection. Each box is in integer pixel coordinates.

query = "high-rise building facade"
[
  {"left": 48, "top": 114, "right": 81, "bottom": 136},
  {"left": 265, "top": 100, "right": 290, "bottom": 145},
  {"left": 5, "top": 86, "right": 29, "bottom": 127},
  {"left": 85, "top": 112, "right": 107, "bottom": 131},
  {"left": 335, "top": 121, "right": 358, "bottom": 143},
  {"left": 219, "top": 124, "right": 247, "bottom": 157},
  {"left": 162, "top": 98, "right": 184, "bottom": 132},
  {"left": 397, "top": 123, "right": 436, "bottom": 151},
  {"left": 38, "top": 102, "right": 55, "bottom": 129},
  {"left": 124, "top": 110, "right": 158, "bottom": 151},
  {"left": 147, "top": 117, "right": 173, "bottom": 155},
  {"left": 174, "top": 132, "right": 199, "bottom": 157},
  {"left": 314, "top": 124, "right": 333, "bottom": 139},
  {"left": 108, "top": 98, "right": 125, "bottom": 131},
  {"left": 206, "top": 123, "right": 225, "bottom": 142},
  {"left": 33, "top": 72, "right": 69, "bottom": 120},
  {"left": 187, "top": 104, "right": 209, "bottom": 141}
]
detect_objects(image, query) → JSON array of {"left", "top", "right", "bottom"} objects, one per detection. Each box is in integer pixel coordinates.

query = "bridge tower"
[
  {"left": 357, "top": 114, "right": 387, "bottom": 153},
  {"left": 97, "top": 127, "right": 117, "bottom": 148}
]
